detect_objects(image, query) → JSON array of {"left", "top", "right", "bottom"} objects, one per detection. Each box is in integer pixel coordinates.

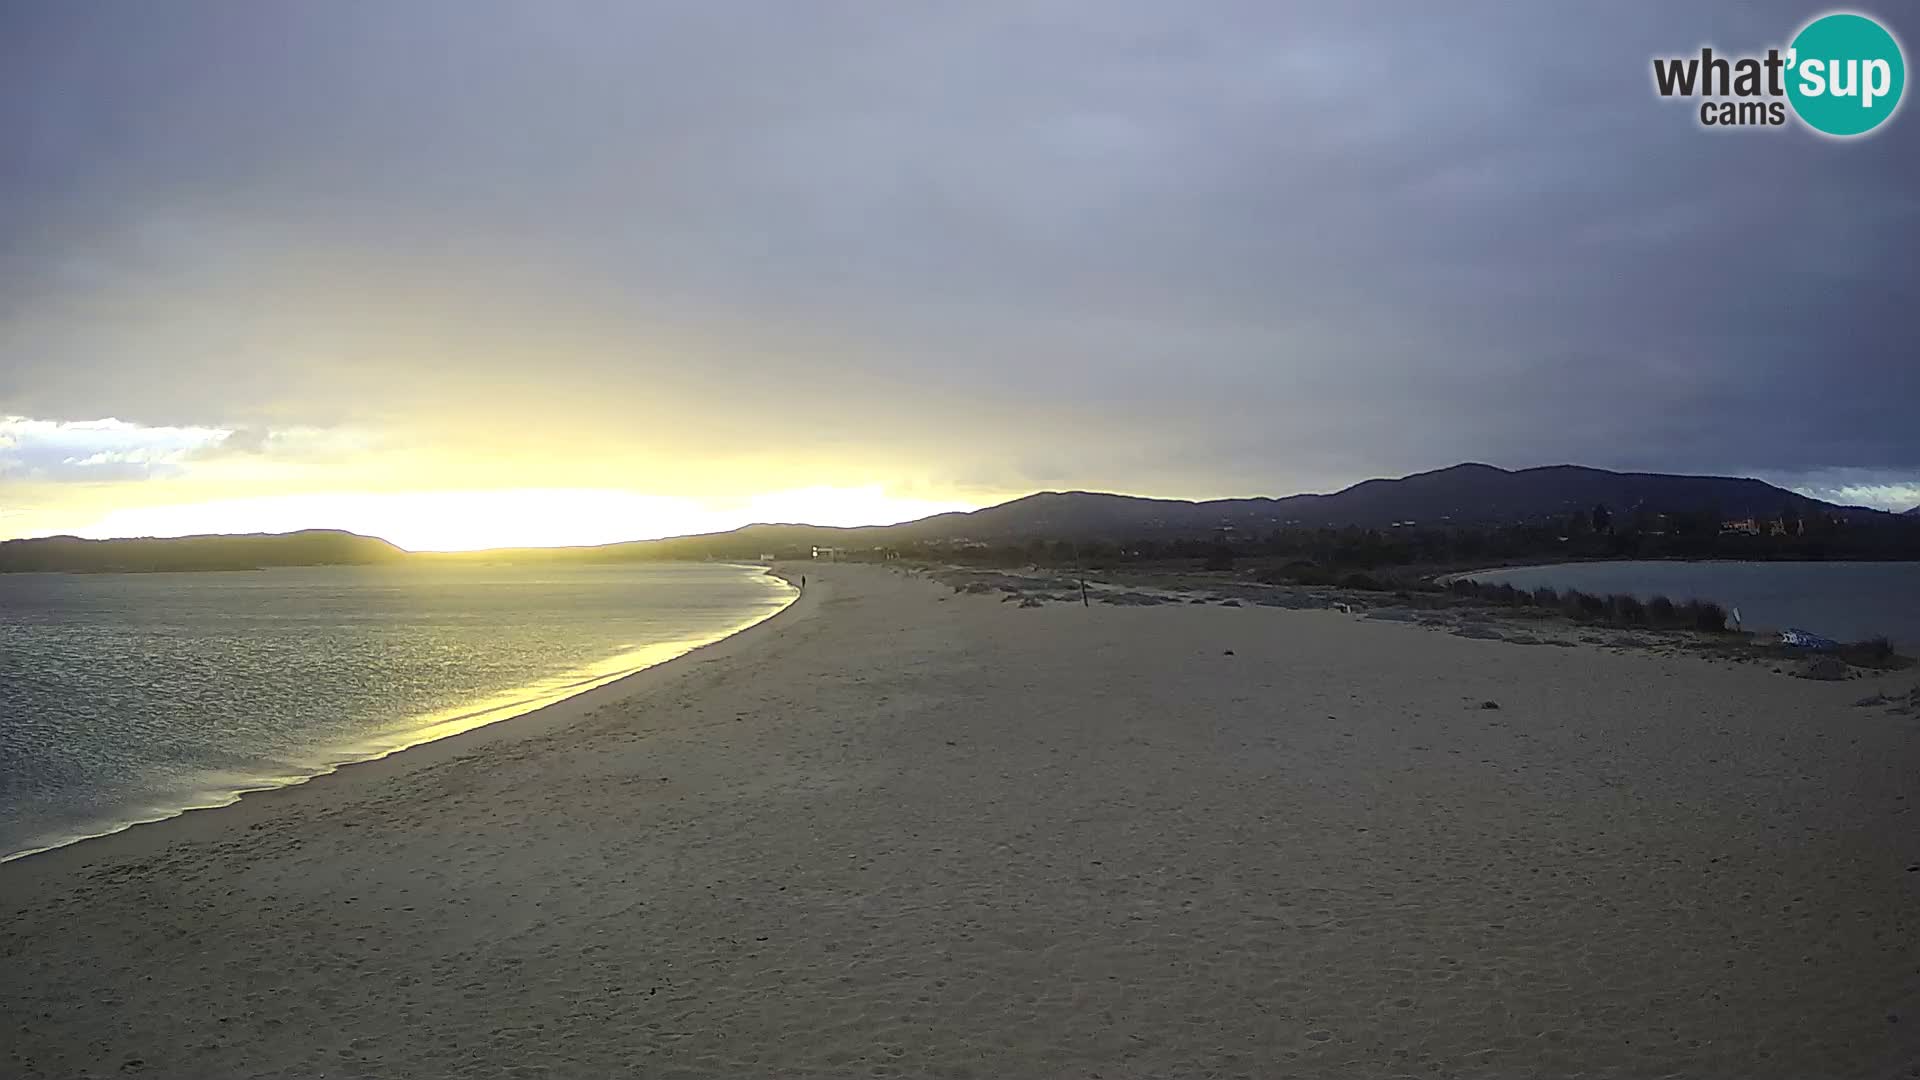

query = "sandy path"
[{"left": 4, "top": 563, "right": 1918, "bottom": 1078}]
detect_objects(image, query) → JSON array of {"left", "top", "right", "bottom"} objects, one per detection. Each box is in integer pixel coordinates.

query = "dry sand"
[{"left": 4, "top": 562, "right": 1918, "bottom": 1079}]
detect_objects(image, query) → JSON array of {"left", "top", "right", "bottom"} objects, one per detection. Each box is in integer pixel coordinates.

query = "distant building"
[
  {"left": 811, "top": 546, "right": 841, "bottom": 560},
  {"left": 1721, "top": 515, "right": 1800, "bottom": 537}
]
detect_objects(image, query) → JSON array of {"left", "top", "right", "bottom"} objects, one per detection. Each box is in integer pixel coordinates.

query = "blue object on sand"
[{"left": 1779, "top": 628, "right": 1840, "bottom": 649}]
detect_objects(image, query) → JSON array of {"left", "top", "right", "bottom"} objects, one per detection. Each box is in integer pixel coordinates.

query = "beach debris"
[
  {"left": 1855, "top": 693, "right": 1888, "bottom": 707},
  {"left": 1222, "top": 649, "right": 1235, "bottom": 656},
  {"left": 1876, "top": 684, "right": 1920, "bottom": 715},
  {"left": 1479, "top": 700, "right": 1501, "bottom": 710},
  {"left": 1780, "top": 628, "right": 1841, "bottom": 650},
  {"left": 1798, "top": 656, "right": 1849, "bottom": 681},
  {"left": 1018, "top": 597, "right": 1044, "bottom": 608},
  {"left": 1218, "top": 599, "right": 1242, "bottom": 607}
]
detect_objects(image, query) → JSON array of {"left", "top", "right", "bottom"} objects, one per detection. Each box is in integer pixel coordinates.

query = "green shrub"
[
  {"left": 1608, "top": 594, "right": 1647, "bottom": 625},
  {"left": 1680, "top": 599, "right": 1729, "bottom": 632},
  {"left": 1843, "top": 636, "right": 1896, "bottom": 664}
]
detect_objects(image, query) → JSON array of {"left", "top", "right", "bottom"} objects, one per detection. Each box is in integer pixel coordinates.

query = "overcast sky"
[{"left": 3, "top": 2, "right": 1917, "bottom": 544}]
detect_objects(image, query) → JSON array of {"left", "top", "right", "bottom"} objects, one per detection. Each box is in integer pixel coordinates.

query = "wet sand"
[{"left": 4, "top": 563, "right": 1918, "bottom": 1078}]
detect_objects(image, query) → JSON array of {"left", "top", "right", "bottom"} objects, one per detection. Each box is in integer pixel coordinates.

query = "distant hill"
[
  {"left": 0, "top": 530, "right": 407, "bottom": 574},
  {"left": 444, "top": 463, "right": 1899, "bottom": 562},
  {"left": 4, "top": 464, "right": 1905, "bottom": 572},
  {"left": 878, "top": 462, "right": 1883, "bottom": 541},
  {"left": 1908, "top": 506, "right": 1920, "bottom": 517}
]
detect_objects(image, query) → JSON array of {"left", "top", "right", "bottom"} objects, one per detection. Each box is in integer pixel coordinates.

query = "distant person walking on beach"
[{"left": 801, "top": 575, "right": 806, "bottom": 590}]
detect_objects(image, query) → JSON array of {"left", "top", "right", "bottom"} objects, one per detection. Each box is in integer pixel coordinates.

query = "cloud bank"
[{"left": 2, "top": 2, "right": 1916, "bottom": 526}]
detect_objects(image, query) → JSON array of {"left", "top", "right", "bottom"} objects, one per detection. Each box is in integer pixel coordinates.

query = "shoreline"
[
  {"left": 6, "top": 562, "right": 1916, "bottom": 1078},
  {"left": 1434, "top": 558, "right": 1919, "bottom": 646},
  {"left": 0, "top": 566, "right": 807, "bottom": 872},
  {"left": 1431, "top": 554, "right": 1920, "bottom": 586}
]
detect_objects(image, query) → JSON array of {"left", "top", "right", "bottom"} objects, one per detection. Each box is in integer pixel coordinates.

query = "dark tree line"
[{"left": 888, "top": 510, "right": 1920, "bottom": 575}]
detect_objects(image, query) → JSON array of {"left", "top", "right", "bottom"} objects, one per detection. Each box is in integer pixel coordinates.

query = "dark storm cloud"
[{"left": 1, "top": 1, "right": 1915, "bottom": 499}]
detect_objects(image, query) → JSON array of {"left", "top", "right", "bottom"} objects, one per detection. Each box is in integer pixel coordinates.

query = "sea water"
[
  {"left": 1460, "top": 560, "right": 1920, "bottom": 646},
  {"left": 0, "top": 561, "right": 793, "bottom": 861}
]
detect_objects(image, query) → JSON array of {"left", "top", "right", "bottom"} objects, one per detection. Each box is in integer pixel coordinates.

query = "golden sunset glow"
[
  {"left": 0, "top": 414, "right": 1003, "bottom": 549},
  {"left": 53, "top": 486, "right": 980, "bottom": 552}
]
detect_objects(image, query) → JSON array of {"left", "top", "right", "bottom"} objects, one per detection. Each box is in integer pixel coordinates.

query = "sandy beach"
[{"left": 4, "top": 562, "right": 1918, "bottom": 1079}]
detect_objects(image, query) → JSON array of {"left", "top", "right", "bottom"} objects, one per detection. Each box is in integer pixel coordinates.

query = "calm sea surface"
[
  {"left": 0, "top": 562, "right": 794, "bottom": 861},
  {"left": 1461, "top": 560, "right": 1920, "bottom": 646}
]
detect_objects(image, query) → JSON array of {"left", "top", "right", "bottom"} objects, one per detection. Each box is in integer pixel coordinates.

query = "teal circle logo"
[{"left": 1786, "top": 13, "right": 1906, "bottom": 136}]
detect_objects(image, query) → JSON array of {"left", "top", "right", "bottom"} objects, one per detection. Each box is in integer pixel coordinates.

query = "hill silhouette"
[
  {"left": 0, "top": 530, "right": 406, "bottom": 574},
  {"left": 1, "top": 464, "right": 1906, "bottom": 572},
  {"left": 876, "top": 463, "right": 1876, "bottom": 541},
  {"left": 478, "top": 463, "right": 1902, "bottom": 562}
]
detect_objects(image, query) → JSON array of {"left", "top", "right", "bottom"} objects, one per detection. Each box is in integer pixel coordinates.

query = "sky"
[{"left": 3, "top": 2, "right": 1917, "bottom": 549}]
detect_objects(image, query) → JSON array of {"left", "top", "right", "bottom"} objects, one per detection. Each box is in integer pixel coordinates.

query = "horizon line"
[{"left": 4, "top": 460, "right": 1908, "bottom": 553}]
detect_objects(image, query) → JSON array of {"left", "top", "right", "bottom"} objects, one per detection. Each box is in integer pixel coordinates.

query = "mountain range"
[
  {"left": 2, "top": 463, "right": 1905, "bottom": 573},
  {"left": 864, "top": 462, "right": 1881, "bottom": 542}
]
